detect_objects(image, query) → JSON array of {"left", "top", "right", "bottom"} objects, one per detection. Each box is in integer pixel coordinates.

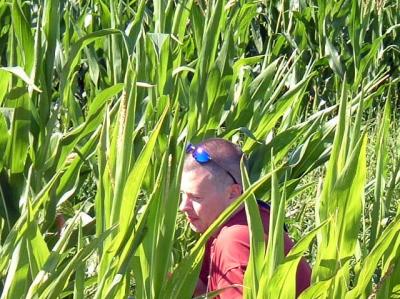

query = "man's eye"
[{"left": 180, "top": 192, "right": 201, "bottom": 201}]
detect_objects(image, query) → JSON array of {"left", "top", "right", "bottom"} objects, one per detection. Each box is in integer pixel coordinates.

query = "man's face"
[{"left": 179, "top": 167, "right": 231, "bottom": 233}]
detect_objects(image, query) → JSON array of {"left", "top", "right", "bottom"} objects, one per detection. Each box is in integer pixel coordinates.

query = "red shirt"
[{"left": 199, "top": 205, "right": 311, "bottom": 298}]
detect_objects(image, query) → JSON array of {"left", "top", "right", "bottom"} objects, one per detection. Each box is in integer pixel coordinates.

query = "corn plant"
[{"left": 0, "top": 0, "right": 399, "bottom": 298}]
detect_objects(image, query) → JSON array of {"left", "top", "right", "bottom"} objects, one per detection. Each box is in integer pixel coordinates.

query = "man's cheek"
[{"left": 192, "top": 202, "right": 201, "bottom": 214}]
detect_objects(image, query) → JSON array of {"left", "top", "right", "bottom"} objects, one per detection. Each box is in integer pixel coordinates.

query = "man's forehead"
[{"left": 180, "top": 167, "right": 213, "bottom": 193}]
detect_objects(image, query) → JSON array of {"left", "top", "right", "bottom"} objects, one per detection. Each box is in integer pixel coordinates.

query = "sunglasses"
[{"left": 185, "top": 143, "right": 239, "bottom": 185}]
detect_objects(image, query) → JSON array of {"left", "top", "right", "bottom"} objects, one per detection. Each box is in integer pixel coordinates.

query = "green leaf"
[
  {"left": 269, "top": 219, "right": 330, "bottom": 299},
  {"left": 370, "top": 99, "right": 391, "bottom": 249},
  {"left": 11, "top": 0, "right": 34, "bottom": 74},
  {"left": 346, "top": 215, "right": 400, "bottom": 298},
  {"left": 1, "top": 239, "right": 30, "bottom": 299},
  {"left": 242, "top": 160, "right": 266, "bottom": 299},
  {"left": 325, "top": 38, "right": 344, "bottom": 78},
  {"left": 0, "top": 67, "right": 41, "bottom": 92}
]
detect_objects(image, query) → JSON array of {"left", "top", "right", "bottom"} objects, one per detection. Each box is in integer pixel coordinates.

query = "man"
[{"left": 179, "top": 138, "right": 311, "bottom": 298}]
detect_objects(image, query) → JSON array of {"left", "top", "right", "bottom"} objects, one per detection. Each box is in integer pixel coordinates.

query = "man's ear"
[{"left": 229, "top": 184, "right": 242, "bottom": 200}]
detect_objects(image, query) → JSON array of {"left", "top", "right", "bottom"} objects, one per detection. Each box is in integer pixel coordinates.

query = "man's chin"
[{"left": 189, "top": 222, "right": 205, "bottom": 233}]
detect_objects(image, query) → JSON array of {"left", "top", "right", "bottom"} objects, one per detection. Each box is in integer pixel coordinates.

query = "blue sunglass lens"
[
  {"left": 186, "top": 143, "right": 211, "bottom": 163},
  {"left": 193, "top": 148, "right": 211, "bottom": 163}
]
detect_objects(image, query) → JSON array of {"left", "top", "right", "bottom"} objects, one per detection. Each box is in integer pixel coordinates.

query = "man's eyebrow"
[{"left": 180, "top": 190, "right": 202, "bottom": 197}]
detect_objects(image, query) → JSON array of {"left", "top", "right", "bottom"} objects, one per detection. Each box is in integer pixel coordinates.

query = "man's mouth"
[{"left": 186, "top": 215, "right": 198, "bottom": 222}]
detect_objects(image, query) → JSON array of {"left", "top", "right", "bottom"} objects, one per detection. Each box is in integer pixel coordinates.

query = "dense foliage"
[{"left": 0, "top": 0, "right": 399, "bottom": 298}]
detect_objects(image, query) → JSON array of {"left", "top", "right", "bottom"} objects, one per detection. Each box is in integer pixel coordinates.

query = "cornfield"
[{"left": 0, "top": 0, "right": 399, "bottom": 298}]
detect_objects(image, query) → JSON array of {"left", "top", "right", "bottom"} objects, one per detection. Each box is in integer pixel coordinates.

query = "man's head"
[{"left": 179, "top": 138, "right": 244, "bottom": 233}]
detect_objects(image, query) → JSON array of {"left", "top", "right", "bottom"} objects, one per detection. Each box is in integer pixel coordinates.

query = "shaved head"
[{"left": 184, "top": 138, "right": 245, "bottom": 188}]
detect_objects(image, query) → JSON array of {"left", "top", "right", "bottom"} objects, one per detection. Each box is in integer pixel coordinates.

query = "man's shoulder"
[
  {"left": 217, "top": 205, "right": 271, "bottom": 238},
  {"left": 214, "top": 222, "right": 251, "bottom": 249},
  {"left": 211, "top": 223, "right": 250, "bottom": 269}
]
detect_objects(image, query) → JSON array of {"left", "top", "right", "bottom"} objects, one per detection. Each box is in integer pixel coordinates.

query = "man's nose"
[{"left": 179, "top": 194, "right": 191, "bottom": 212}]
